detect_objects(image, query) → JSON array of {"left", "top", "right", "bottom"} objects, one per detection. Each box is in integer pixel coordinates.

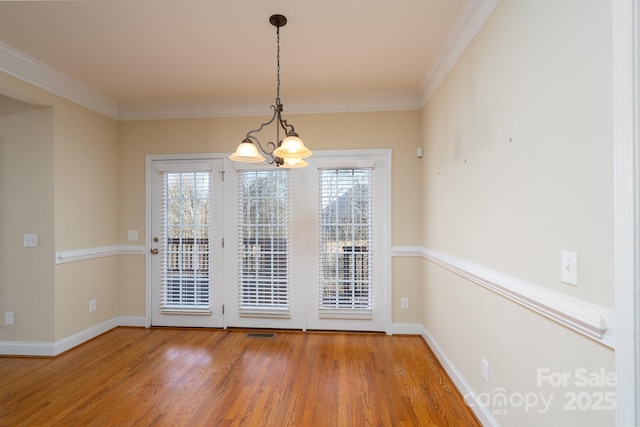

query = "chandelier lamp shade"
[{"left": 229, "top": 14, "right": 312, "bottom": 168}]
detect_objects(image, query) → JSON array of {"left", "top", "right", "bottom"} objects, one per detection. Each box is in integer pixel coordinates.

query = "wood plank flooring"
[{"left": 0, "top": 328, "right": 480, "bottom": 426}]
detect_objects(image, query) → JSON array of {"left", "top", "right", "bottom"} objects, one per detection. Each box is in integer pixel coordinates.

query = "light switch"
[
  {"left": 561, "top": 251, "right": 578, "bottom": 286},
  {"left": 23, "top": 233, "right": 38, "bottom": 248},
  {"left": 128, "top": 230, "right": 139, "bottom": 241}
]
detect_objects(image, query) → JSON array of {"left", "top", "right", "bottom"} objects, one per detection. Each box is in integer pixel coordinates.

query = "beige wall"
[
  {"left": 421, "top": 0, "right": 614, "bottom": 425},
  {"left": 0, "top": 72, "right": 120, "bottom": 342},
  {"left": 53, "top": 101, "right": 119, "bottom": 339},
  {"left": 0, "top": 107, "right": 55, "bottom": 342},
  {"left": 117, "top": 111, "right": 424, "bottom": 322}
]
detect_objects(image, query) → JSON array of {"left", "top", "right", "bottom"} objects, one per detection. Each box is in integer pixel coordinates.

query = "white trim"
[
  {"left": 317, "top": 159, "right": 376, "bottom": 169},
  {"left": 310, "top": 148, "right": 392, "bottom": 160},
  {"left": 231, "top": 161, "right": 279, "bottom": 171},
  {"left": 145, "top": 156, "right": 154, "bottom": 328},
  {"left": 154, "top": 161, "right": 215, "bottom": 172},
  {"left": 118, "top": 91, "right": 423, "bottom": 121},
  {"left": 391, "top": 322, "right": 423, "bottom": 335},
  {"left": 0, "top": 318, "right": 116, "bottom": 357},
  {"left": 117, "top": 316, "right": 147, "bottom": 328},
  {"left": 420, "top": 0, "right": 500, "bottom": 104},
  {"left": 53, "top": 317, "right": 118, "bottom": 355},
  {"left": 391, "top": 245, "right": 424, "bottom": 257},
  {"left": 0, "top": 42, "right": 118, "bottom": 119},
  {"left": 392, "top": 246, "right": 615, "bottom": 348},
  {"left": 421, "top": 325, "right": 499, "bottom": 427},
  {"left": 319, "top": 310, "right": 373, "bottom": 320},
  {"left": 0, "top": 340, "right": 56, "bottom": 357},
  {"left": 55, "top": 245, "right": 145, "bottom": 264},
  {"left": 0, "top": 316, "right": 147, "bottom": 357},
  {"left": 613, "top": 0, "right": 640, "bottom": 425}
]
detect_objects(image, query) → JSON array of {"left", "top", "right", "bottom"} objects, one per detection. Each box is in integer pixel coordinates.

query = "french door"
[
  {"left": 147, "top": 151, "right": 390, "bottom": 332},
  {"left": 223, "top": 151, "right": 391, "bottom": 333},
  {"left": 149, "top": 158, "right": 224, "bottom": 327}
]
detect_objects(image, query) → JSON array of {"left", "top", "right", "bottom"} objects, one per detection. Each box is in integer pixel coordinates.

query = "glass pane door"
[{"left": 150, "top": 159, "right": 224, "bottom": 327}]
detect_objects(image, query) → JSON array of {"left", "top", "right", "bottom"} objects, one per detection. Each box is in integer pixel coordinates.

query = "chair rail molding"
[
  {"left": 392, "top": 245, "right": 615, "bottom": 348},
  {"left": 55, "top": 245, "right": 146, "bottom": 264}
]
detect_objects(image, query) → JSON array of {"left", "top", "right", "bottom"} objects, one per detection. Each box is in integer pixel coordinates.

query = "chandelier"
[{"left": 229, "top": 14, "right": 312, "bottom": 168}]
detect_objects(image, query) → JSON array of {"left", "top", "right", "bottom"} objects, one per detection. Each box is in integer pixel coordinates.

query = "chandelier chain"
[{"left": 276, "top": 25, "right": 281, "bottom": 104}]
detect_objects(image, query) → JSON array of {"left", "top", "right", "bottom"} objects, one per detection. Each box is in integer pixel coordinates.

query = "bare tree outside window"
[{"left": 162, "top": 171, "right": 211, "bottom": 308}]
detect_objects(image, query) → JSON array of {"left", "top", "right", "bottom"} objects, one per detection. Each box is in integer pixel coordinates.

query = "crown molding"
[
  {"left": 0, "top": 42, "right": 118, "bottom": 119},
  {"left": 420, "top": 0, "right": 500, "bottom": 104},
  {"left": 117, "top": 91, "right": 423, "bottom": 121}
]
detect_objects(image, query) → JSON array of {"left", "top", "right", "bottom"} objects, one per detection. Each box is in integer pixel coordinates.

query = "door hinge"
[
  {"left": 221, "top": 238, "right": 225, "bottom": 248},
  {"left": 219, "top": 170, "right": 226, "bottom": 181},
  {"left": 222, "top": 304, "right": 225, "bottom": 315}
]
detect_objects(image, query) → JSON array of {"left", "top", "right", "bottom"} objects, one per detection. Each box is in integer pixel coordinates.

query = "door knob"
[{"left": 150, "top": 248, "right": 159, "bottom": 255}]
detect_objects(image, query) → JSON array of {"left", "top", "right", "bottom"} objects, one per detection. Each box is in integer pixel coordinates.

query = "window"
[
  {"left": 237, "top": 169, "right": 290, "bottom": 317},
  {"left": 161, "top": 170, "right": 211, "bottom": 313},
  {"left": 318, "top": 168, "right": 373, "bottom": 317}
]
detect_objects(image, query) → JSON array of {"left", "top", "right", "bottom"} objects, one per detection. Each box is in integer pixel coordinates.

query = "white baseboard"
[
  {"left": 0, "top": 340, "right": 57, "bottom": 357},
  {"left": 421, "top": 325, "right": 498, "bottom": 427},
  {"left": 391, "top": 322, "right": 423, "bottom": 335},
  {"left": 54, "top": 317, "right": 119, "bottom": 355},
  {"left": 0, "top": 316, "right": 147, "bottom": 356},
  {"left": 117, "top": 316, "right": 148, "bottom": 328}
]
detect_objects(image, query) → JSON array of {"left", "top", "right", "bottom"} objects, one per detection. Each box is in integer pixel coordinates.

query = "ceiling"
[{"left": 0, "top": 0, "right": 495, "bottom": 120}]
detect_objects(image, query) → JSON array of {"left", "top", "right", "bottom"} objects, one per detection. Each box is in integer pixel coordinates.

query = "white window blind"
[
  {"left": 161, "top": 170, "right": 211, "bottom": 314},
  {"left": 318, "top": 168, "right": 373, "bottom": 318},
  {"left": 237, "top": 169, "right": 290, "bottom": 318}
]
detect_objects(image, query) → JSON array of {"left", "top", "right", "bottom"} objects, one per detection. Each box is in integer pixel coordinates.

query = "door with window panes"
[
  {"left": 225, "top": 152, "right": 390, "bottom": 333},
  {"left": 150, "top": 159, "right": 224, "bottom": 327},
  {"left": 224, "top": 166, "right": 306, "bottom": 329},
  {"left": 305, "top": 159, "right": 388, "bottom": 332}
]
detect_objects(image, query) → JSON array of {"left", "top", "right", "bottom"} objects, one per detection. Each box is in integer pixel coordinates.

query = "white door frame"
[{"left": 613, "top": 1, "right": 639, "bottom": 425}]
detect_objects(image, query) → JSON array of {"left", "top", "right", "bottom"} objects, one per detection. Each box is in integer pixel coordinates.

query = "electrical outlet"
[
  {"left": 23, "top": 233, "right": 38, "bottom": 248},
  {"left": 5, "top": 312, "right": 14, "bottom": 326},
  {"left": 481, "top": 358, "right": 489, "bottom": 384},
  {"left": 89, "top": 299, "right": 96, "bottom": 313},
  {"left": 400, "top": 297, "right": 409, "bottom": 310}
]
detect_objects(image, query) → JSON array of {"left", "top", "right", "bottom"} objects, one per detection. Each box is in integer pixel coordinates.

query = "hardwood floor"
[{"left": 0, "top": 328, "right": 480, "bottom": 426}]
